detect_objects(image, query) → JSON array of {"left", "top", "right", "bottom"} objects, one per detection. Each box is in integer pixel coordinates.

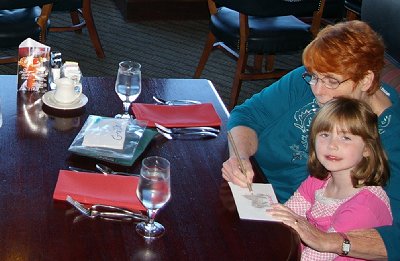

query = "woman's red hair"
[{"left": 303, "top": 21, "right": 385, "bottom": 94}]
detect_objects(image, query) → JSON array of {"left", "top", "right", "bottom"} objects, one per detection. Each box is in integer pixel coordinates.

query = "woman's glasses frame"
[{"left": 302, "top": 71, "right": 351, "bottom": 89}]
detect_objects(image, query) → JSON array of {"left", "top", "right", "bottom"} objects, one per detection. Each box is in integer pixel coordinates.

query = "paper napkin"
[
  {"left": 131, "top": 103, "right": 222, "bottom": 127},
  {"left": 53, "top": 170, "right": 145, "bottom": 211}
]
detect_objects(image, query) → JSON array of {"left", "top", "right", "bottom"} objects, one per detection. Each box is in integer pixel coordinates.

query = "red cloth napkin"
[
  {"left": 131, "top": 103, "right": 222, "bottom": 127},
  {"left": 53, "top": 170, "right": 145, "bottom": 211}
]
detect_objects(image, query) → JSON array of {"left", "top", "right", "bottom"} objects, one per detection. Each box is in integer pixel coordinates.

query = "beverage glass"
[
  {"left": 0, "top": 98, "right": 2, "bottom": 128},
  {"left": 115, "top": 61, "right": 141, "bottom": 119},
  {"left": 136, "top": 156, "right": 171, "bottom": 238}
]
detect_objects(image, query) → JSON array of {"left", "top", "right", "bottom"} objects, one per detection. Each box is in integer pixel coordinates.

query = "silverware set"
[
  {"left": 66, "top": 195, "right": 148, "bottom": 222},
  {"left": 155, "top": 123, "right": 219, "bottom": 139},
  {"left": 68, "top": 165, "right": 139, "bottom": 176},
  {"left": 152, "top": 96, "right": 201, "bottom": 106}
]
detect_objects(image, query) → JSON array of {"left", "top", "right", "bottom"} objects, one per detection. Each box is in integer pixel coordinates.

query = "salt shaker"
[{"left": 49, "top": 51, "right": 63, "bottom": 90}]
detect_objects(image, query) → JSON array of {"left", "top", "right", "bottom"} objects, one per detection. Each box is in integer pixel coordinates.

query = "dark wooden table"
[{"left": 0, "top": 76, "right": 300, "bottom": 260}]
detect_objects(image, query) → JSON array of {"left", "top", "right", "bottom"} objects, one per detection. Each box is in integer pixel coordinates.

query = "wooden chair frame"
[
  {"left": 194, "top": 0, "right": 326, "bottom": 110},
  {"left": 49, "top": 0, "right": 105, "bottom": 58}
]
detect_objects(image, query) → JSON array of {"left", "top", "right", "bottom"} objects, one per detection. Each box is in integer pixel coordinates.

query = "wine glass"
[
  {"left": 136, "top": 156, "right": 171, "bottom": 238},
  {"left": 114, "top": 61, "right": 141, "bottom": 118}
]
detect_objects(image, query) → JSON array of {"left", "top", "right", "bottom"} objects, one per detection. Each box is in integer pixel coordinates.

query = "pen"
[{"left": 227, "top": 131, "right": 253, "bottom": 193}]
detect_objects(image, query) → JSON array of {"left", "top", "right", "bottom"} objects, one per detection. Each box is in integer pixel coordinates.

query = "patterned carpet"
[{"left": 0, "top": 0, "right": 302, "bottom": 107}]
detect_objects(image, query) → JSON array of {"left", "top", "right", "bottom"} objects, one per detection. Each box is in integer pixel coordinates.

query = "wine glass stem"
[
  {"left": 122, "top": 101, "right": 130, "bottom": 115},
  {"left": 147, "top": 209, "right": 158, "bottom": 226}
]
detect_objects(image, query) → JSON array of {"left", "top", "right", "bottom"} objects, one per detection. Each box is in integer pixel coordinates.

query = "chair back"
[
  {"left": 0, "top": 0, "right": 54, "bottom": 9},
  {"left": 52, "top": 0, "right": 83, "bottom": 12},
  {"left": 213, "top": 0, "right": 322, "bottom": 17},
  {"left": 361, "top": 0, "right": 400, "bottom": 63}
]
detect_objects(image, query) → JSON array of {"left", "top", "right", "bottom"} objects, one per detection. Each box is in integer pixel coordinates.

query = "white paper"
[
  {"left": 82, "top": 118, "right": 128, "bottom": 150},
  {"left": 228, "top": 182, "right": 280, "bottom": 222}
]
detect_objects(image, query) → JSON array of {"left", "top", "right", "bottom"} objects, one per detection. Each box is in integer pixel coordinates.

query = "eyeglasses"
[{"left": 302, "top": 72, "right": 351, "bottom": 89}]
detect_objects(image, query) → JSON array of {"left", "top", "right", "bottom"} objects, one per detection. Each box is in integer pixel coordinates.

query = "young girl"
[{"left": 269, "top": 97, "right": 392, "bottom": 260}]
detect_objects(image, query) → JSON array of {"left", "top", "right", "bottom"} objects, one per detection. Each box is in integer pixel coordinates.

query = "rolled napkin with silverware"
[
  {"left": 152, "top": 96, "right": 201, "bottom": 106},
  {"left": 53, "top": 170, "right": 146, "bottom": 212},
  {"left": 155, "top": 123, "right": 219, "bottom": 140},
  {"left": 131, "top": 103, "right": 222, "bottom": 128}
]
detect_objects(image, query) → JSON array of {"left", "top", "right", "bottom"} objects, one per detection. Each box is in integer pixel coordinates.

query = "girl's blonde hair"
[{"left": 308, "top": 97, "right": 389, "bottom": 187}]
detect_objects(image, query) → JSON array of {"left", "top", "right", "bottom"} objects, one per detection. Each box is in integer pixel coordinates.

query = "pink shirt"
[{"left": 285, "top": 176, "right": 392, "bottom": 261}]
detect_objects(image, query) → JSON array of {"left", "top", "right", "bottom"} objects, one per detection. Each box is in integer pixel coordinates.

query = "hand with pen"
[{"left": 221, "top": 127, "right": 257, "bottom": 191}]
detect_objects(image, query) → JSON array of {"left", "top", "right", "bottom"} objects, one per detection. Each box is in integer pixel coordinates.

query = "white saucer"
[{"left": 42, "top": 90, "right": 88, "bottom": 110}]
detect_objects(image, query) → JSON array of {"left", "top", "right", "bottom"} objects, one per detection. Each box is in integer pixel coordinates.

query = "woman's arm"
[{"left": 222, "top": 126, "right": 258, "bottom": 187}]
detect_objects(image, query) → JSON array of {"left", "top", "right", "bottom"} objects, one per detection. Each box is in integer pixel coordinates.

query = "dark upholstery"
[
  {"left": 361, "top": 0, "right": 400, "bottom": 63},
  {"left": 210, "top": 10, "right": 313, "bottom": 54},
  {"left": 323, "top": 0, "right": 345, "bottom": 19},
  {"left": 0, "top": 1, "right": 53, "bottom": 48},
  {"left": 213, "top": 0, "right": 321, "bottom": 17},
  {"left": 0, "top": 8, "right": 42, "bottom": 48},
  {"left": 361, "top": 0, "right": 400, "bottom": 92},
  {"left": 52, "top": 0, "right": 82, "bottom": 11}
]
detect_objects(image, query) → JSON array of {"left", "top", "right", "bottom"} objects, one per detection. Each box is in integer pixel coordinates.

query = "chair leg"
[
  {"left": 229, "top": 53, "right": 247, "bottom": 110},
  {"left": 70, "top": 10, "right": 83, "bottom": 34},
  {"left": 265, "top": 55, "right": 275, "bottom": 72},
  {"left": 82, "top": 0, "right": 105, "bottom": 58},
  {"left": 194, "top": 32, "right": 216, "bottom": 78},
  {"left": 253, "top": 55, "right": 263, "bottom": 72}
]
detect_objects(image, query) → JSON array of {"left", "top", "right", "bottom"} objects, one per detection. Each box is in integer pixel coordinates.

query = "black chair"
[
  {"left": 344, "top": 0, "right": 362, "bottom": 20},
  {"left": 49, "top": 0, "right": 105, "bottom": 58},
  {"left": 361, "top": 0, "right": 399, "bottom": 63},
  {"left": 194, "top": 0, "right": 326, "bottom": 110},
  {"left": 0, "top": 1, "right": 53, "bottom": 64}
]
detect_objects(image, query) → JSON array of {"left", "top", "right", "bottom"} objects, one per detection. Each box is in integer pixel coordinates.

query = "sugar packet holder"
[
  {"left": 17, "top": 38, "right": 51, "bottom": 92},
  {"left": 68, "top": 115, "right": 148, "bottom": 166}
]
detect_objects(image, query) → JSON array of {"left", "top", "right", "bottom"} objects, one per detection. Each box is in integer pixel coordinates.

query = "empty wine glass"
[
  {"left": 136, "top": 156, "right": 171, "bottom": 238},
  {"left": 115, "top": 61, "right": 141, "bottom": 118}
]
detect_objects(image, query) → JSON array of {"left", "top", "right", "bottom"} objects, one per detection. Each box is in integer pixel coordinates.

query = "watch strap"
[{"left": 338, "top": 232, "right": 351, "bottom": 256}]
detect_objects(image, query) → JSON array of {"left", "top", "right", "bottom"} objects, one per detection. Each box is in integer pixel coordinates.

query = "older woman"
[{"left": 222, "top": 20, "right": 400, "bottom": 260}]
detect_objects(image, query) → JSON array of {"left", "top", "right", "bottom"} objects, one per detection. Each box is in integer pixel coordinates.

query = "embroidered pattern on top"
[{"left": 291, "top": 99, "right": 319, "bottom": 161}]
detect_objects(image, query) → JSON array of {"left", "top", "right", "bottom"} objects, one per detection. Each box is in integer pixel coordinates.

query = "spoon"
[
  {"left": 95, "top": 164, "right": 138, "bottom": 176},
  {"left": 152, "top": 96, "right": 201, "bottom": 105}
]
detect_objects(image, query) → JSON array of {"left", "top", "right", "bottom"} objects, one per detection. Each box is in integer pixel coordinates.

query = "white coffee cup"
[{"left": 54, "top": 77, "right": 82, "bottom": 104}]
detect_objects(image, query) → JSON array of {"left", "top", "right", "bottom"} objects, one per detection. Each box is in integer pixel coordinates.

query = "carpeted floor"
[{"left": 0, "top": 0, "right": 303, "bottom": 107}]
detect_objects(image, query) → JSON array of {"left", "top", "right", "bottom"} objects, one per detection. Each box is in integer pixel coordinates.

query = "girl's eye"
[
  {"left": 319, "top": 132, "right": 329, "bottom": 138},
  {"left": 340, "top": 135, "right": 352, "bottom": 141}
]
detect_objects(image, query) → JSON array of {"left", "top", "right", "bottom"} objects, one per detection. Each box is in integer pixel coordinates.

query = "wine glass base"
[
  {"left": 114, "top": 114, "right": 131, "bottom": 119},
  {"left": 136, "top": 221, "right": 165, "bottom": 238}
]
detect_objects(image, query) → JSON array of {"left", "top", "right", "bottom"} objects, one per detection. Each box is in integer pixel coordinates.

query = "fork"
[
  {"left": 153, "top": 96, "right": 201, "bottom": 106},
  {"left": 155, "top": 123, "right": 220, "bottom": 134},
  {"left": 155, "top": 125, "right": 218, "bottom": 139},
  {"left": 66, "top": 195, "right": 147, "bottom": 221},
  {"left": 66, "top": 195, "right": 91, "bottom": 216}
]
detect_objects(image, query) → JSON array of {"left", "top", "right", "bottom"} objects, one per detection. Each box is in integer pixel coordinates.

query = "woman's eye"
[{"left": 326, "top": 77, "right": 339, "bottom": 85}]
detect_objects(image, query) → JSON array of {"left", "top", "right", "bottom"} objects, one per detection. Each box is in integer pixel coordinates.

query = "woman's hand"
[
  {"left": 222, "top": 156, "right": 254, "bottom": 187},
  {"left": 222, "top": 126, "right": 258, "bottom": 187}
]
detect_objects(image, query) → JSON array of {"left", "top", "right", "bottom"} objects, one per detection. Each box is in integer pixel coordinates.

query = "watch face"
[{"left": 343, "top": 242, "right": 351, "bottom": 252}]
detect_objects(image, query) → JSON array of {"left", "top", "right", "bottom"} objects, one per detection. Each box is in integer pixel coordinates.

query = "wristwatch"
[{"left": 338, "top": 232, "right": 351, "bottom": 256}]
